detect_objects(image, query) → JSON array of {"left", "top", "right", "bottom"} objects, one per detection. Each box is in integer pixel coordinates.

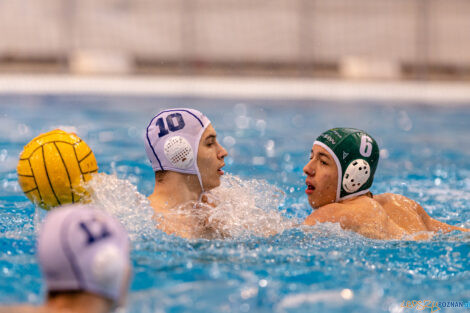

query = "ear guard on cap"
[
  {"left": 342, "top": 159, "right": 371, "bottom": 193},
  {"left": 163, "top": 136, "right": 195, "bottom": 169},
  {"left": 37, "top": 204, "right": 130, "bottom": 303},
  {"left": 91, "top": 244, "right": 127, "bottom": 293}
]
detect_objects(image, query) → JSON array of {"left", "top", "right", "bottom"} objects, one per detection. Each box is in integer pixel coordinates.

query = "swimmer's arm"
[
  {"left": 407, "top": 198, "right": 469, "bottom": 233},
  {"left": 377, "top": 193, "right": 468, "bottom": 234},
  {"left": 420, "top": 213, "right": 469, "bottom": 233}
]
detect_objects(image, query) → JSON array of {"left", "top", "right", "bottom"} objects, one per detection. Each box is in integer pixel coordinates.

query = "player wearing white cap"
[
  {"left": 144, "top": 108, "right": 228, "bottom": 239},
  {"left": 0, "top": 204, "right": 131, "bottom": 313}
]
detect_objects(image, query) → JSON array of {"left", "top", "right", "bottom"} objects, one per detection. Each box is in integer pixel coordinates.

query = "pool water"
[{"left": 1, "top": 95, "right": 470, "bottom": 313}]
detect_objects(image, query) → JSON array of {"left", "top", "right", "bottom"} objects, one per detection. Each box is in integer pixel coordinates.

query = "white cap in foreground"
[{"left": 37, "top": 204, "right": 130, "bottom": 302}]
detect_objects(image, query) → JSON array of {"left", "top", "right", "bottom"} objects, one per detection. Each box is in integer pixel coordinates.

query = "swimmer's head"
[
  {"left": 304, "top": 128, "right": 379, "bottom": 207},
  {"left": 37, "top": 204, "right": 131, "bottom": 304},
  {"left": 145, "top": 108, "right": 227, "bottom": 192}
]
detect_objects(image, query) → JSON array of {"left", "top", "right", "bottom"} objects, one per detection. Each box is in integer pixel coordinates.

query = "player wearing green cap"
[{"left": 303, "top": 128, "right": 468, "bottom": 240}]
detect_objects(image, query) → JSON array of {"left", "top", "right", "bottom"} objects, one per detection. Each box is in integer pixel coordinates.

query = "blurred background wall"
[{"left": 0, "top": 0, "right": 469, "bottom": 80}]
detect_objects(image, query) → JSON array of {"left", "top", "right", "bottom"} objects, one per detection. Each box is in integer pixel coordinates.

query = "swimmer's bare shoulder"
[
  {"left": 151, "top": 196, "right": 231, "bottom": 239},
  {"left": 304, "top": 196, "right": 407, "bottom": 239},
  {"left": 303, "top": 200, "right": 371, "bottom": 232},
  {"left": 304, "top": 202, "right": 344, "bottom": 225},
  {"left": 153, "top": 207, "right": 198, "bottom": 239}
]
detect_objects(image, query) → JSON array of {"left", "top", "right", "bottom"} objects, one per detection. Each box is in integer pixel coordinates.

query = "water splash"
[
  {"left": 83, "top": 173, "right": 157, "bottom": 241},
  {"left": 84, "top": 173, "right": 297, "bottom": 240},
  {"left": 207, "top": 174, "right": 298, "bottom": 238}
]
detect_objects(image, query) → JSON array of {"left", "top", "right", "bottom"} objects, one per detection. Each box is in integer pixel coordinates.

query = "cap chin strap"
[
  {"left": 194, "top": 123, "right": 210, "bottom": 201},
  {"left": 197, "top": 174, "right": 205, "bottom": 202}
]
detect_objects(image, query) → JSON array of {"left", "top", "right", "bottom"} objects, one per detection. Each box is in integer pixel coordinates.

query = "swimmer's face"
[
  {"left": 197, "top": 125, "right": 228, "bottom": 190},
  {"left": 303, "top": 145, "right": 338, "bottom": 209}
]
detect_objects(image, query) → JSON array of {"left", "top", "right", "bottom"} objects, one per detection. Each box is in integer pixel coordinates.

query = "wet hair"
[
  {"left": 47, "top": 290, "right": 83, "bottom": 300},
  {"left": 155, "top": 170, "right": 168, "bottom": 183}
]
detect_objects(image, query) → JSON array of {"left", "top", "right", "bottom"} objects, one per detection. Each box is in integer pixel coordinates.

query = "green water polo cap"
[{"left": 313, "top": 128, "right": 380, "bottom": 201}]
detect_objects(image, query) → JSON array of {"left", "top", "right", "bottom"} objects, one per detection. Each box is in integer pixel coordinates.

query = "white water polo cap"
[
  {"left": 37, "top": 204, "right": 130, "bottom": 302},
  {"left": 313, "top": 128, "right": 380, "bottom": 202},
  {"left": 145, "top": 108, "right": 211, "bottom": 187}
]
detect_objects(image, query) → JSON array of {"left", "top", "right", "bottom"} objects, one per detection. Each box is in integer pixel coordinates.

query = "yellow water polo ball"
[{"left": 17, "top": 129, "right": 98, "bottom": 210}]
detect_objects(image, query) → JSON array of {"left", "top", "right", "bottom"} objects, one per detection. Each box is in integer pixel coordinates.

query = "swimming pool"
[{"left": 1, "top": 94, "right": 470, "bottom": 313}]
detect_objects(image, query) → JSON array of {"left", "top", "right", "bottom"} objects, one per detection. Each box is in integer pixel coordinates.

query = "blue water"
[{"left": 1, "top": 95, "right": 470, "bottom": 312}]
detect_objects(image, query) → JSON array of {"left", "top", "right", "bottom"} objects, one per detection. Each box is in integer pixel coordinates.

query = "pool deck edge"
[{"left": 1, "top": 74, "right": 470, "bottom": 104}]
